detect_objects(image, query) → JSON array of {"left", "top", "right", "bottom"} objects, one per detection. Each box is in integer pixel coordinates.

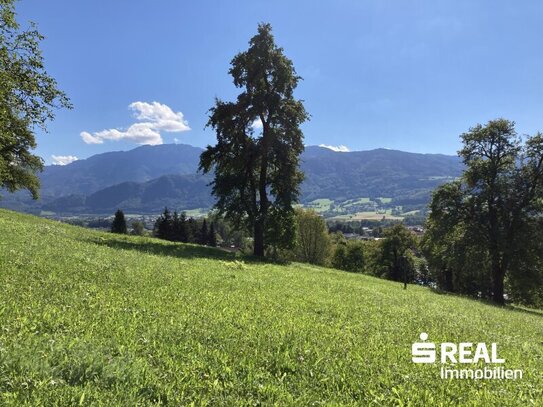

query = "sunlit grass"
[{"left": 0, "top": 209, "right": 541, "bottom": 405}]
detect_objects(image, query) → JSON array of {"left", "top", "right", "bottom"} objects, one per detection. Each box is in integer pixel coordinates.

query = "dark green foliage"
[
  {"left": 199, "top": 220, "right": 208, "bottom": 245},
  {"left": 200, "top": 23, "right": 308, "bottom": 256},
  {"left": 154, "top": 207, "right": 173, "bottom": 240},
  {"left": 208, "top": 222, "right": 217, "bottom": 247},
  {"left": 376, "top": 224, "right": 417, "bottom": 285},
  {"left": 153, "top": 207, "right": 219, "bottom": 248},
  {"left": 0, "top": 0, "right": 71, "bottom": 199},
  {"left": 110, "top": 209, "right": 127, "bottom": 234},
  {"left": 422, "top": 119, "right": 543, "bottom": 305},
  {"left": 332, "top": 239, "right": 366, "bottom": 273},
  {"left": 187, "top": 217, "right": 198, "bottom": 243},
  {"left": 172, "top": 211, "right": 190, "bottom": 242}
]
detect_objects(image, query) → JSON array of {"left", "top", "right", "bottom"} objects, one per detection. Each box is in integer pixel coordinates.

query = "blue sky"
[{"left": 17, "top": 0, "right": 543, "bottom": 164}]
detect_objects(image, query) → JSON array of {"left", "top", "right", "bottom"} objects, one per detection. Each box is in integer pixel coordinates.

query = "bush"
[
  {"left": 292, "top": 209, "right": 331, "bottom": 266},
  {"left": 131, "top": 220, "right": 145, "bottom": 236}
]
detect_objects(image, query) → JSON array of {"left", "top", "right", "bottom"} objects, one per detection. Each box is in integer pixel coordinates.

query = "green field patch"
[
  {"left": 339, "top": 197, "right": 371, "bottom": 208},
  {"left": 304, "top": 198, "right": 334, "bottom": 212},
  {"left": 330, "top": 210, "right": 404, "bottom": 221},
  {"left": 402, "top": 210, "right": 421, "bottom": 216},
  {"left": 183, "top": 208, "right": 208, "bottom": 217}
]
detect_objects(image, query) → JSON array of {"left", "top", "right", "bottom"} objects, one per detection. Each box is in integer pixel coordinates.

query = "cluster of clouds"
[
  {"left": 80, "top": 101, "right": 190, "bottom": 145},
  {"left": 51, "top": 155, "right": 78, "bottom": 166},
  {"left": 319, "top": 144, "right": 350, "bottom": 152}
]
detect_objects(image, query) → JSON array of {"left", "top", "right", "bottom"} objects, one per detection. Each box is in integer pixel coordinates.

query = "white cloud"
[
  {"left": 251, "top": 118, "right": 263, "bottom": 130},
  {"left": 319, "top": 144, "right": 350, "bottom": 152},
  {"left": 51, "top": 155, "right": 79, "bottom": 165},
  {"left": 80, "top": 101, "right": 190, "bottom": 145}
]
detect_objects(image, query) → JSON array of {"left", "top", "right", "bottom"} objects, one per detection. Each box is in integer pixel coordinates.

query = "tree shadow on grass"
[
  {"left": 429, "top": 287, "right": 543, "bottom": 318},
  {"left": 85, "top": 236, "right": 237, "bottom": 261},
  {"left": 83, "top": 235, "right": 285, "bottom": 265}
]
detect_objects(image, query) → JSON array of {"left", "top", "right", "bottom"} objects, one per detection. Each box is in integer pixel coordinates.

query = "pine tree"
[
  {"left": 154, "top": 207, "right": 173, "bottom": 240},
  {"left": 199, "top": 219, "right": 208, "bottom": 245},
  {"left": 187, "top": 216, "right": 198, "bottom": 243},
  {"left": 111, "top": 209, "right": 127, "bottom": 234},
  {"left": 172, "top": 211, "right": 181, "bottom": 241},
  {"left": 199, "top": 23, "right": 308, "bottom": 256},
  {"left": 178, "top": 212, "right": 189, "bottom": 243},
  {"left": 208, "top": 222, "right": 217, "bottom": 247}
]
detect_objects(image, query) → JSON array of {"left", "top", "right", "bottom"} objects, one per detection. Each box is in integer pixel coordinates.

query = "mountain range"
[{"left": 0, "top": 144, "right": 463, "bottom": 215}]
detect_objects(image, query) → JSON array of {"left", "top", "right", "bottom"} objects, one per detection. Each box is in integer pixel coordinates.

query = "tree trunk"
[
  {"left": 254, "top": 220, "right": 265, "bottom": 257},
  {"left": 253, "top": 118, "right": 269, "bottom": 258},
  {"left": 492, "top": 266, "right": 506, "bottom": 305},
  {"left": 444, "top": 268, "right": 454, "bottom": 292}
]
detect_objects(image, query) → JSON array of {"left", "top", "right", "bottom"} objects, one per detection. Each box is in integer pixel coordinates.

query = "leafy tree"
[
  {"left": 331, "top": 241, "right": 347, "bottom": 270},
  {"left": 0, "top": 1, "right": 71, "bottom": 199},
  {"left": 292, "top": 208, "right": 331, "bottom": 265},
  {"left": 423, "top": 119, "right": 543, "bottom": 304},
  {"left": 331, "top": 238, "right": 366, "bottom": 273},
  {"left": 344, "top": 240, "right": 366, "bottom": 272},
  {"left": 111, "top": 209, "right": 127, "bottom": 234},
  {"left": 421, "top": 182, "right": 491, "bottom": 296},
  {"left": 377, "top": 224, "right": 416, "bottom": 287},
  {"left": 199, "top": 23, "right": 309, "bottom": 256}
]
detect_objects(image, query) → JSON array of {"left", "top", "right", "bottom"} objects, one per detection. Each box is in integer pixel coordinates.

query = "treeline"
[
  {"left": 325, "top": 120, "right": 543, "bottom": 308},
  {"left": 421, "top": 119, "right": 543, "bottom": 307},
  {"left": 153, "top": 208, "right": 217, "bottom": 246}
]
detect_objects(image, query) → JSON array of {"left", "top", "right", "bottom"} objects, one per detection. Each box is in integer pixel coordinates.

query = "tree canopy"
[
  {"left": 199, "top": 23, "right": 308, "bottom": 256},
  {"left": 0, "top": 0, "right": 71, "bottom": 199},
  {"left": 422, "top": 119, "right": 543, "bottom": 305}
]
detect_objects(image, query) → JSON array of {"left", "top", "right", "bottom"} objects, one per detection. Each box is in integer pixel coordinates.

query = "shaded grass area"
[
  {"left": 0, "top": 209, "right": 542, "bottom": 405},
  {"left": 84, "top": 235, "right": 236, "bottom": 261}
]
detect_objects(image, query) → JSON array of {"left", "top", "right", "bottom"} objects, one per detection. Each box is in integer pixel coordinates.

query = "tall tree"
[
  {"left": 199, "top": 23, "right": 309, "bottom": 257},
  {"left": 111, "top": 209, "right": 127, "bottom": 234},
  {"left": 154, "top": 207, "right": 173, "bottom": 240},
  {"left": 208, "top": 222, "right": 217, "bottom": 247},
  {"left": 173, "top": 211, "right": 190, "bottom": 243},
  {"left": 199, "top": 219, "right": 208, "bottom": 245},
  {"left": 0, "top": 1, "right": 71, "bottom": 198},
  {"left": 424, "top": 119, "right": 543, "bottom": 304}
]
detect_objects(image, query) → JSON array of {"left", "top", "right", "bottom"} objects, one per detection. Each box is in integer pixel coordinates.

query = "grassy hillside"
[{"left": 0, "top": 209, "right": 541, "bottom": 405}]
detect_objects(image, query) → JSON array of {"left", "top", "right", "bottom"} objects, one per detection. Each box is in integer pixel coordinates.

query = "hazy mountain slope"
[
  {"left": 84, "top": 174, "right": 213, "bottom": 213},
  {"left": 300, "top": 147, "right": 462, "bottom": 203},
  {"left": 0, "top": 144, "right": 463, "bottom": 214},
  {"left": 40, "top": 143, "right": 203, "bottom": 196}
]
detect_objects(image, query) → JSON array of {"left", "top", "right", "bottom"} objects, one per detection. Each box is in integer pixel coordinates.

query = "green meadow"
[{"left": 0, "top": 209, "right": 541, "bottom": 405}]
